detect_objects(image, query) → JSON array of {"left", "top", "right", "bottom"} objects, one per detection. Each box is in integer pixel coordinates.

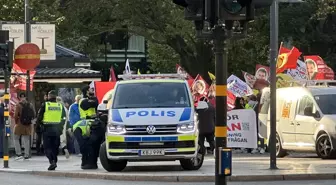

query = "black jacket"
[
  {"left": 36, "top": 98, "right": 66, "bottom": 136},
  {"left": 80, "top": 96, "right": 98, "bottom": 112},
  {"left": 197, "top": 102, "right": 215, "bottom": 134}
]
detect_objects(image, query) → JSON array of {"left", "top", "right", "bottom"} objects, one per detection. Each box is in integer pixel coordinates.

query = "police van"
[
  {"left": 259, "top": 80, "right": 336, "bottom": 159},
  {"left": 99, "top": 74, "right": 205, "bottom": 171}
]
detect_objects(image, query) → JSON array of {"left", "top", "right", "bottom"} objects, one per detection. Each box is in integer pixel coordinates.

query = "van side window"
[{"left": 297, "top": 96, "right": 314, "bottom": 115}]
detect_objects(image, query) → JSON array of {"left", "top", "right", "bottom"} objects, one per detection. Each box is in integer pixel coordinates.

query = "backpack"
[{"left": 20, "top": 102, "right": 34, "bottom": 125}]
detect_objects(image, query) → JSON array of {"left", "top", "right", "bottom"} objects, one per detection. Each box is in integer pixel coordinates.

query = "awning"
[{"left": 0, "top": 67, "right": 101, "bottom": 83}]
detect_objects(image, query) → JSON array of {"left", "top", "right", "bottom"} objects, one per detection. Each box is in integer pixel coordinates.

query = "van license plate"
[{"left": 140, "top": 149, "right": 165, "bottom": 156}]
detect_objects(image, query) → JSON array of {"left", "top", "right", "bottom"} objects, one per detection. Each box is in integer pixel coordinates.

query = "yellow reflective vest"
[
  {"left": 42, "top": 102, "right": 63, "bottom": 124},
  {"left": 79, "top": 98, "right": 96, "bottom": 119},
  {"left": 73, "top": 120, "right": 91, "bottom": 136}
]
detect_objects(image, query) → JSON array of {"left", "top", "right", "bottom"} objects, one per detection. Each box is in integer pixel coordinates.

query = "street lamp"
[{"left": 269, "top": 0, "right": 305, "bottom": 170}]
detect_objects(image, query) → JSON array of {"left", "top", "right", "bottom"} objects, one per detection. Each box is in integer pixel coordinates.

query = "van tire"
[
  {"left": 276, "top": 134, "right": 287, "bottom": 158},
  {"left": 180, "top": 145, "right": 204, "bottom": 170},
  {"left": 99, "top": 141, "right": 127, "bottom": 172},
  {"left": 316, "top": 134, "right": 334, "bottom": 159}
]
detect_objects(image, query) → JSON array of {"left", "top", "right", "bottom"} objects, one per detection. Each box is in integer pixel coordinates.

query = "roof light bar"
[{"left": 118, "top": 73, "right": 188, "bottom": 80}]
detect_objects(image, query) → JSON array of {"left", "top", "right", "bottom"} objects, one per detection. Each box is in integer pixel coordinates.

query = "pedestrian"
[
  {"left": 14, "top": 93, "right": 35, "bottom": 160},
  {"left": 69, "top": 95, "right": 82, "bottom": 155},
  {"left": 56, "top": 96, "right": 70, "bottom": 159},
  {"left": 197, "top": 97, "right": 215, "bottom": 155},
  {"left": 35, "top": 93, "right": 48, "bottom": 155},
  {"left": 36, "top": 90, "right": 66, "bottom": 171}
]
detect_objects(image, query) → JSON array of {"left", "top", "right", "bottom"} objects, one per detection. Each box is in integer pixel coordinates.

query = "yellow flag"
[
  {"left": 208, "top": 71, "right": 216, "bottom": 81},
  {"left": 137, "top": 69, "right": 141, "bottom": 75}
]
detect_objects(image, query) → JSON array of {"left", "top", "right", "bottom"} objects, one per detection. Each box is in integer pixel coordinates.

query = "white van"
[{"left": 259, "top": 85, "right": 336, "bottom": 159}]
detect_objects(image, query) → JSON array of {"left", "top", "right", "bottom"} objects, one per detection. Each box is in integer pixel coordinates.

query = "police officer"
[
  {"left": 36, "top": 90, "right": 66, "bottom": 171},
  {"left": 74, "top": 85, "right": 100, "bottom": 169}
]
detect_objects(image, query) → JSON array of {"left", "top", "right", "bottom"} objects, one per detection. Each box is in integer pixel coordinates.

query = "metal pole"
[
  {"left": 213, "top": 25, "right": 227, "bottom": 185},
  {"left": 25, "top": 0, "right": 31, "bottom": 101},
  {"left": 3, "top": 67, "right": 10, "bottom": 168},
  {"left": 269, "top": 0, "right": 278, "bottom": 170},
  {"left": 25, "top": 0, "right": 32, "bottom": 158}
]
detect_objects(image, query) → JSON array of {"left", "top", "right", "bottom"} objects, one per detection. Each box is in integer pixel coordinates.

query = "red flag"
[
  {"left": 277, "top": 45, "right": 302, "bottom": 74},
  {"left": 94, "top": 81, "right": 116, "bottom": 103},
  {"left": 10, "top": 63, "right": 36, "bottom": 91},
  {"left": 109, "top": 66, "right": 117, "bottom": 82}
]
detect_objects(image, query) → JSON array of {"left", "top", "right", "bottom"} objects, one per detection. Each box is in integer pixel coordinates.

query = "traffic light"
[
  {"left": 218, "top": 0, "right": 273, "bottom": 21},
  {"left": 173, "top": 0, "right": 206, "bottom": 30},
  {"left": 0, "top": 41, "right": 14, "bottom": 69}
]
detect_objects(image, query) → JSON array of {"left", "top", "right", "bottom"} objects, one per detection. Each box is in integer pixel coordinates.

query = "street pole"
[
  {"left": 0, "top": 30, "right": 10, "bottom": 168},
  {"left": 213, "top": 24, "right": 228, "bottom": 185},
  {"left": 269, "top": 0, "right": 278, "bottom": 170},
  {"left": 25, "top": 0, "right": 31, "bottom": 101}
]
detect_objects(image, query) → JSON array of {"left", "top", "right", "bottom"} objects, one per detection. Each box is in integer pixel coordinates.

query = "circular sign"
[{"left": 14, "top": 43, "right": 41, "bottom": 70}]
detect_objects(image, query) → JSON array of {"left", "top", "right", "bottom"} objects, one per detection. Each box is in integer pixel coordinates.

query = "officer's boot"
[
  {"left": 48, "top": 161, "right": 57, "bottom": 171},
  {"left": 81, "top": 158, "right": 98, "bottom": 170}
]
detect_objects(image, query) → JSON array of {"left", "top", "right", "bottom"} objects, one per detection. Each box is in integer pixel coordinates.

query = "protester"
[
  {"left": 37, "top": 90, "right": 66, "bottom": 170},
  {"left": 197, "top": 97, "right": 215, "bottom": 155},
  {"left": 69, "top": 95, "right": 82, "bottom": 155},
  {"left": 14, "top": 93, "right": 35, "bottom": 160},
  {"left": 56, "top": 96, "right": 70, "bottom": 159}
]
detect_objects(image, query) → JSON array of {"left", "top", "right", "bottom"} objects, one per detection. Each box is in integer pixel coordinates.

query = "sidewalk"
[{"left": 1, "top": 153, "right": 336, "bottom": 182}]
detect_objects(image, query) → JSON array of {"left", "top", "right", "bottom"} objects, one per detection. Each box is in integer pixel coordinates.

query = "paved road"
[{"left": 0, "top": 173, "right": 334, "bottom": 185}]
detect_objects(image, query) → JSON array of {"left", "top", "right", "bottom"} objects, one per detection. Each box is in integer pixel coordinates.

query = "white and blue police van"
[{"left": 99, "top": 74, "right": 206, "bottom": 171}]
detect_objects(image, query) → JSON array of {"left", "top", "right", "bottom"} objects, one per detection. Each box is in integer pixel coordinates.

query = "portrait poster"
[
  {"left": 255, "top": 64, "right": 270, "bottom": 81},
  {"left": 191, "top": 75, "right": 209, "bottom": 103},
  {"left": 304, "top": 56, "right": 334, "bottom": 80}
]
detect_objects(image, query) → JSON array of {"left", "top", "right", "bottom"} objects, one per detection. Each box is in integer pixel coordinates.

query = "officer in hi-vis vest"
[
  {"left": 36, "top": 90, "right": 66, "bottom": 171},
  {"left": 73, "top": 85, "right": 99, "bottom": 169}
]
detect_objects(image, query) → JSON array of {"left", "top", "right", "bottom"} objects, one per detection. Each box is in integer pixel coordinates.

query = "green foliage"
[{"left": 1, "top": 0, "right": 335, "bottom": 78}]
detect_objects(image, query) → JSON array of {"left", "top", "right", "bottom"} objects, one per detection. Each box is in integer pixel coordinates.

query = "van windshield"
[
  {"left": 314, "top": 95, "right": 336, "bottom": 114},
  {"left": 112, "top": 82, "right": 191, "bottom": 109}
]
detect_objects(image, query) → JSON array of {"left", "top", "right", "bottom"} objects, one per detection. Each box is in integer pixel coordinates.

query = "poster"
[
  {"left": 304, "top": 56, "right": 334, "bottom": 80},
  {"left": 191, "top": 75, "right": 209, "bottom": 103},
  {"left": 286, "top": 59, "right": 308, "bottom": 82},
  {"left": 10, "top": 63, "right": 36, "bottom": 91},
  {"left": 176, "top": 64, "right": 194, "bottom": 80},
  {"left": 227, "top": 75, "right": 253, "bottom": 97},
  {"left": 255, "top": 64, "right": 270, "bottom": 81},
  {"left": 1, "top": 24, "right": 25, "bottom": 50},
  {"left": 227, "top": 109, "right": 258, "bottom": 148},
  {"left": 30, "top": 24, "right": 56, "bottom": 60}
]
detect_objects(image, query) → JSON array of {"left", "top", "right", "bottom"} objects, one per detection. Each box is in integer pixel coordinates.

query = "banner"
[
  {"left": 242, "top": 71, "right": 256, "bottom": 88},
  {"left": 227, "top": 75, "right": 254, "bottom": 97},
  {"left": 227, "top": 109, "right": 258, "bottom": 148},
  {"left": 304, "top": 56, "right": 334, "bottom": 80},
  {"left": 10, "top": 63, "right": 36, "bottom": 91},
  {"left": 255, "top": 64, "right": 270, "bottom": 81}
]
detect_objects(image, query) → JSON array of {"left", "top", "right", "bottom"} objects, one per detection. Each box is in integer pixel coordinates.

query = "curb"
[{"left": 1, "top": 169, "right": 336, "bottom": 182}]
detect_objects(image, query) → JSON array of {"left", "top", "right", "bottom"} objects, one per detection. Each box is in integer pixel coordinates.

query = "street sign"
[
  {"left": 14, "top": 43, "right": 40, "bottom": 70},
  {"left": 30, "top": 24, "right": 56, "bottom": 60},
  {"left": 0, "top": 24, "right": 25, "bottom": 51}
]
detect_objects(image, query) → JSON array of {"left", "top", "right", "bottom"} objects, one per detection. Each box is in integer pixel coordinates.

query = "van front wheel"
[
  {"left": 276, "top": 134, "right": 287, "bottom": 158},
  {"left": 316, "top": 134, "right": 334, "bottom": 159},
  {"left": 99, "top": 142, "right": 127, "bottom": 172},
  {"left": 180, "top": 145, "right": 204, "bottom": 170}
]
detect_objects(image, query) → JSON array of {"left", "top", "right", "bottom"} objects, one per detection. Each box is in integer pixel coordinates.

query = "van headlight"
[
  {"left": 177, "top": 122, "right": 195, "bottom": 134},
  {"left": 107, "top": 123, "right": 126, "bottom": 135}
]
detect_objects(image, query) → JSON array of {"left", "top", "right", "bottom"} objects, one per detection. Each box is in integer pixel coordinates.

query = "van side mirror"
[
  {"left": 103, "top": 100, "right": 108, "bottom": 104},
  {"left": 197, "top": 101, "right": 209, "bottom": 110},
  {"left": 304, "top": 106, "right": 313, "bottom": 117}
]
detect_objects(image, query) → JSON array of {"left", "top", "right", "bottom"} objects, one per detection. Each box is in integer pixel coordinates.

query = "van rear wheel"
[{"left": 316, "top": 134, "right": 334, "bottom": 159}]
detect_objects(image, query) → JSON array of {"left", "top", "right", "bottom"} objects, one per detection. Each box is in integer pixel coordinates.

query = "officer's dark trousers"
[
  {"left": 88, "top": 126, "right": 105, "bottom": 165},
  {"left": 73, "top": 128, "right": 89, "bottom": 166},
  {"left": 43, "top": 134, "right": 60, "bottom": 164}
]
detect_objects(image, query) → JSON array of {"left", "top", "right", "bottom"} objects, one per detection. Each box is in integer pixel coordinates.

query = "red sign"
[{"left": 14, "top": 43, "right": 40, "bottom": 70}]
